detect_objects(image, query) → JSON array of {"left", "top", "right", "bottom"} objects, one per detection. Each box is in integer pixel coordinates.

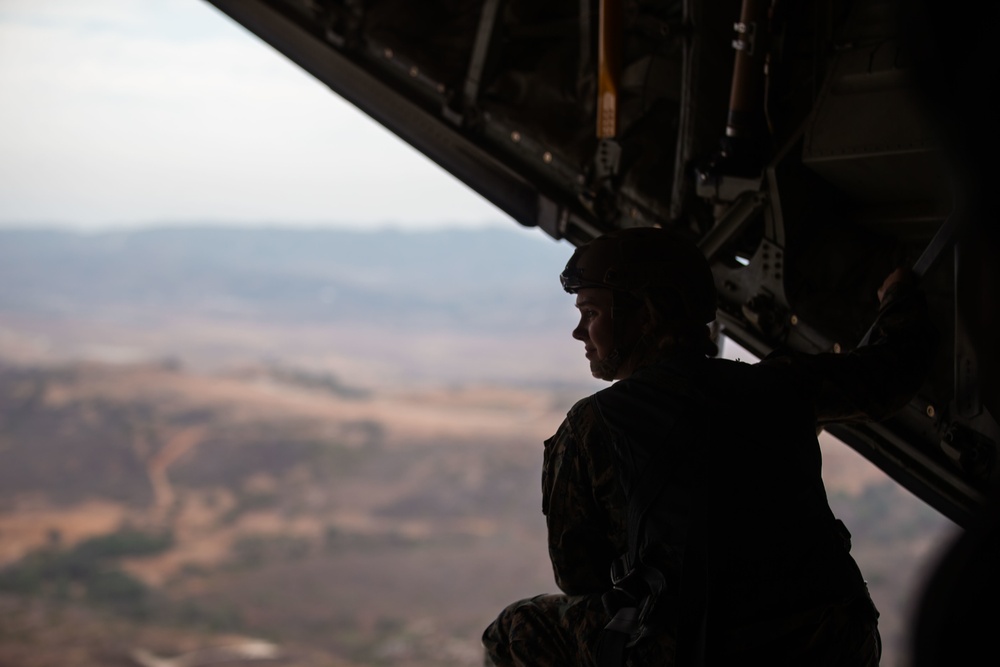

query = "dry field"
[
  {"left": 0, "top": 350, "right": 564, "bottom": 667},
  {"left": 0, "top": 313, "right": 955, "bottom": 667}
]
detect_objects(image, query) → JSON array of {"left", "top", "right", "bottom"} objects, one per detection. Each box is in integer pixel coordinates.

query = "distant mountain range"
[{"left": 0, "top": 226, "right": 574, "bottom": 334}]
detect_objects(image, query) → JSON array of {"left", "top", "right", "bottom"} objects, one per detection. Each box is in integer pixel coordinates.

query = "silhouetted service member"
[{"left": 483, "top": 227, "right": 936, "bottom": 667}]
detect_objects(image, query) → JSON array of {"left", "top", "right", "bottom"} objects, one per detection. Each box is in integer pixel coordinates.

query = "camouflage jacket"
[{"left": 541, "top": 284, "right": 937, "bottom": 633}]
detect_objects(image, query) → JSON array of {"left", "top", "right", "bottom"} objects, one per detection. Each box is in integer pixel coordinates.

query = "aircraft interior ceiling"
[{"left": 204, "top": 0, "right": 1000, "bottom": 526}]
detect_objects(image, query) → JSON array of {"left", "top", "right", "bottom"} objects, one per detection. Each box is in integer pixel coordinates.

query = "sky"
[{"left": 0, "top": 0, "right": 507, "bottom": 231}]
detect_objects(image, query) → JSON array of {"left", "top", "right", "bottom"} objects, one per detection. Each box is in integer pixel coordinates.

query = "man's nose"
[{"left": 572, "top": 322, "right": 585, "bottom": 341}]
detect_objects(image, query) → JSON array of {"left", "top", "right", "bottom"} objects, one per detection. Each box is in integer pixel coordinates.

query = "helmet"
[{"left": 560, "top": 227, "right": 717, "bottom": 323}]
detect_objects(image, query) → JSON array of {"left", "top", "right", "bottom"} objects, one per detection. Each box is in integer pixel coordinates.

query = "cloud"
[{"left": 0, "top": 0, "right": 504, "bottom": 229}]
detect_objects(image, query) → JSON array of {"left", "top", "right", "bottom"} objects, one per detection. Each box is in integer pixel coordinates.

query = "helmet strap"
[{"left": 589, "top": 290, "right": 647, "bottom": 381}]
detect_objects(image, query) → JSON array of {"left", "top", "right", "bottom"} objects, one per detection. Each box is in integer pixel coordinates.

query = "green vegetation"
[
  {"left": 0, "top": 527, "right": 172, "bottom": 616},
  {"left": 268, "top": 366, "right": 371, "bottom": 400},
  {"left": 219, "top": 490, "right": 280, "bottom": 525},
  {"left": 73, "top": 528, "right": 174, "bottom": 560},
  {"left": 228, "top": 534, "right": 312, "bottom": 569},
  {"left": 305, "top": 438, "right": 376, "bottom": 479},
  {"left": 167, "top": 599, "right": 245, "bottom": 633}
]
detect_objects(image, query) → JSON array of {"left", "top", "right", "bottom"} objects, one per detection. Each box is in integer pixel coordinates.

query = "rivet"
[
  {"left": 436, "top": 83, "right": 445, "bottom": 93},
  {"left": 833, "top": 343, "right": 842, "bottom": 353},
  {"left": 384, "top": 48, "right": 394, "bottom": 59},
  {"left": 511, "top": 131, "right": 521, "bottom": 143},
  {"left": 409, "top": 66, "right": 419, "bottom": 77},
  {"left": 790, "top": 314, "right": 799, "bottom": 326},
  {"left": 630, "top": 207, "right": 638, "bottom": 218},
  {"left": 926, "top": 405, "right": 936, "bottom": 418},
  {"left": 542, "top": 151, "right": 553, "bottom": 163}
]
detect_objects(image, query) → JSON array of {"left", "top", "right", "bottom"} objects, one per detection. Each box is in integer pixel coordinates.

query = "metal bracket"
[
  {"left": 460, "top": 0, "right": 505, "bottom": 124},
  {"left": 594, "top": 138, "right": 622, "bottom": 183},
  {"left": 698, "top": 190, "right": 767, "bottom": 262},
  {"left": 941, "top": 424, "right": 996, "bottom": 482}
]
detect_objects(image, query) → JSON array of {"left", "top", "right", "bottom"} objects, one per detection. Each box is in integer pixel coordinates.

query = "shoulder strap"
[{"left": 592, "top": 363, "right": 713, "bottom": 667}]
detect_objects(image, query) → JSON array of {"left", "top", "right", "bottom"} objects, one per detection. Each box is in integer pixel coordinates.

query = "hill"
[
  {"left": 0, "top": 226, "right": 593, "bottom": 386},
  {"left": 0, "top": 226, "right": 955, "bottom": 666}
]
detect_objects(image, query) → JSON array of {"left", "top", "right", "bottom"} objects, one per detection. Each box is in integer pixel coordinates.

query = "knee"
[
  {"left": 484, "top": 597, "right": 537, "bottom": 644},
  {"left": 483, "top": 598, "right": 526, "bottom": 666},
  {"left": 482, "top": 595, "right": 555, "bottom": 661}
]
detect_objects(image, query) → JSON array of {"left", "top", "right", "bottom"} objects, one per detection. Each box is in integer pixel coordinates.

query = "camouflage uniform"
[{"left": 483, "top": 285, "right": 935, "bottom": 667}]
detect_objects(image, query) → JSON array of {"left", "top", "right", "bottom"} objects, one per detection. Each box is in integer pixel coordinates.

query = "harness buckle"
[{"left": 610, "top": 553, "right": 633, "bottom": 586}]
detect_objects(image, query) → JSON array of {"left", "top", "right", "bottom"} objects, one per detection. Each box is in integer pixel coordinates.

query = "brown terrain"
[
  {"left": 0, "top": 305, "right": 581, "bottom": 667},
  {"left": 0, "top": 228, "right": 957, "bottom": 667},
  {"left": 0, "top": 348, "right": 956, "bottom": 667}
]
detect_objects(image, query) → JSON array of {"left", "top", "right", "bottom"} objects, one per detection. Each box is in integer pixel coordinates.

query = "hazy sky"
[{"left": 0, "top": 0, "right": 506, "bottom": 230}]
